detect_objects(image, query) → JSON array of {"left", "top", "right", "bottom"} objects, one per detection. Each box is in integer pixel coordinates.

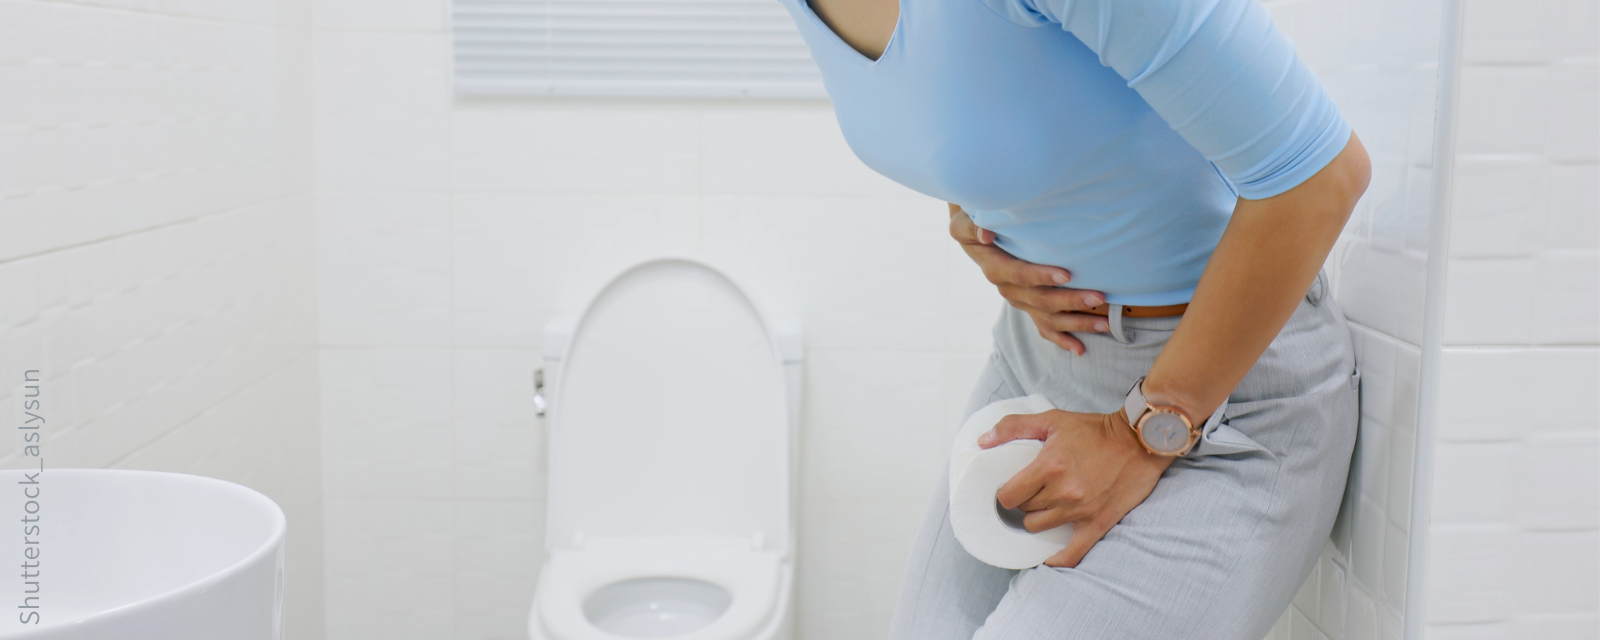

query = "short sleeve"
[{"left": 980, "top": 0, "right": 1351, "bottom": 200}]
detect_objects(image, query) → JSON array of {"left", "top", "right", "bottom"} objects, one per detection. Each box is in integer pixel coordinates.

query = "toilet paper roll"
[{"left": 948, "top": 394, "right": 1073, "bottom": 570}]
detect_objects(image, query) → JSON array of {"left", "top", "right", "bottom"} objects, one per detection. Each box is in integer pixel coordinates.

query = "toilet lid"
[{"left": 547, "top": 259, "right": 790, "bottom": 552}]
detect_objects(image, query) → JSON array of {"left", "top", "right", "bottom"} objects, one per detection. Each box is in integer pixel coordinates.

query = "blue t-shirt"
[{"left": 779, "top": 0, "right": 1350, "bottom": 305}]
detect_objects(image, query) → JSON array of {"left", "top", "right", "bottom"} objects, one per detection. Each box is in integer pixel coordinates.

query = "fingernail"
[
  {"left": 1051, "top": 272, "right": 1069, "bottom": 285},
  {"left": 1094, "top": 321, "right": 1108, "bottom": 331},
  {"left": 1084, "top": 296, "right": 1101, "bottom": 307},
  {"left": 977, "top": 430, "right": 994, "bottom": 445}
]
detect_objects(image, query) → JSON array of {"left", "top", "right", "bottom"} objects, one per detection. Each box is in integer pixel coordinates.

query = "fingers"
[
  {"left": 966, "top": 244, "right": 1071, "bottom": 287},
  {"left": 995, "top": 467, "right": 1045, "bottom": 511},
  {"left": 1021, "top": 506, "right": 1074, "bottom": 533},
  {"left": 998, "top": 284, "right": 1105, "bottom": 315},
  {"left": 947, "top": 207, "right": 996, "bottom": 245},
  {"left": 978, "top": 412, "right": 1055, "bottom": 448},
  {"left": 1044, "top": 519, "right": 1113, "bottom": 568},
  {"left": 1019, "top": 307, "right": 1109, "bottom": 335},
  {"left": 1038, "top": 329, "right": 1087, "bottom": 356}
]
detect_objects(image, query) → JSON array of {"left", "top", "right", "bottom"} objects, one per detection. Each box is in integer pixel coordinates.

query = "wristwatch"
[{"left": 1122, "top": 377, "right": 1202, "bottom": 457}]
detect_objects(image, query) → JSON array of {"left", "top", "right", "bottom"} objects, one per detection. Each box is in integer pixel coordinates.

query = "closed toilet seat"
[{"left": 535, "top": 537, "right": 783, "bottom": 640}]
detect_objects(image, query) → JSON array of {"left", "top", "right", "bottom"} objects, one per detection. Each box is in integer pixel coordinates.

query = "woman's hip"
[{"left": 985, "top": 272, "right": 1358, "bottom": 438}]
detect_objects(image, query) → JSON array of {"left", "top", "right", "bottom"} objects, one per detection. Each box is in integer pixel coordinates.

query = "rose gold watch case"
[{"left": 1133, "top": 406, "right": 1200, "bottom": 457}]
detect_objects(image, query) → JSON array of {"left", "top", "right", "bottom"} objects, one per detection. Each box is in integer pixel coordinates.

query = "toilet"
[{"left": 529, "top": 258, "right": 801, "bottom": 640}]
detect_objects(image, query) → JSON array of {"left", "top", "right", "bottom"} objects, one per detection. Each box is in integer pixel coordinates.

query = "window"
[{"left": 452, "top": 0, "right": 825, "bottom": 97}]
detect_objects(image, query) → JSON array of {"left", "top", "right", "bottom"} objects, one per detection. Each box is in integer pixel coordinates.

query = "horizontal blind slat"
[{"left": 452, "top": 0, "right": 825, "bottom": 98}]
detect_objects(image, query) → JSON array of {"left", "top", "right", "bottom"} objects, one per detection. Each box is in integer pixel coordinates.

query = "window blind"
[{"left": 452, "top": 0, "right": 826, "bottom": 98}]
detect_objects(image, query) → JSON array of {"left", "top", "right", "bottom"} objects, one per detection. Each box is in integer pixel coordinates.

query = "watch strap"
[
  {"left": 1123, "top": 377, "right": 1230, "bottom": 456},
  {"left": 1124, "top": 377, "right": 1149, "bottom": 427}
]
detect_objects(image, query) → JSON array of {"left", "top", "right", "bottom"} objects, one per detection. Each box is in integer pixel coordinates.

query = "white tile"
[
  {"left": 312, "top": 32, "right": 450, "bottom": 114},
  {"left": 1289, "top": 607, "right": 1329, "bottom": 640},
  {"left": 801, "top": 350, "right": 948, "bottom": 504},
  {"left": 1546, "top": 164, "right": 1600, "bottom": 251},
  {"left": 1511, "top": 614, "right": 1600, "bottom": 640},
  {"left": 314, "top": 111, "right": 450, "bottom": 191},
  {"left": 314, "top": 0, "right": 445, "bottom": 31},
  {"left": 1515, "top": 530, "right": 1600, "bottom": 615},
  {"left": 1546, "top": 61, "right": 1600, "bottom": 163},
  {"left": 321, "top": 349, "right": 455, "bottom": 499},
  {"left": 450, "top": 107, "right": 701, "bottom": 194},
  {"left": 324, "top": 500, "right": 455, "bottom": 577},
  {"left": 1319, "top": 554, "right": 1347, "bottom": 638},
  {"left": 1455, "top": 66, "right": 1551, "bottom": 156},
  {"left": 1423, "top": 525, "right": 1516, "bottom": 623},
  {"left": 1346, "top": 587, "right": 1379, "bottom": 640},
  {"left": 1548, "top": 0, "right": 1600, "bottom": 57},
  {"left": 450, "top": 192, "right": 700, "bottom": 346},
  {"left": 797, "top": 499, "right": 924, "bottom": 640},
  {"left": 702, "top": 198, "right": 952, "bottom": 351},
  {"left": 1461, "top": 0, "right": 1558, "bottom": 63},
  {"left": 1386, "top": 426, "right": 1416, "bottom": 530},
  {"left": 316, "top": 192, "right": 452, "bottom": 345},
  {"left": 1420, "top": 622, "right": 1512, "bottom": 639},
  {"left": 1516, "top": 434, "right": 1600, "bottom": 530},
  {"left": 1436, "top": 348, "right": 1600, "bottom": 439},
  {"left": 453, "top": 350, "right": 542, "bottom": 499},
  {"left": 1266, "top": 611, "right": 1294, "bottom": 640},
  {"left": 1441, "top": 258, "right": 1536, "bottom": 345},
  {"left": 1447, "top": 158, "right": 1548, "bottom": 259},
  {"left": 1382, "top": 523, "right": 1409, "bottom": 612},
  {"left": 1531, "top": 251, "right": 1600, "bottom": 345},
  {"left": 1430, "top": 442, "right": 1517, "bottom": 524}
]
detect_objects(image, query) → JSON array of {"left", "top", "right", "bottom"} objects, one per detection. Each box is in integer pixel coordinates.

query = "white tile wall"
[
  {"left": 0, "top": 0, "right": 323, "bottom": 637},
  {"left": 1264, "top": 0, "right": 1451, "bottom": 636},
  {"left": 311, "top": 6, "right": 995, "bottom": 635},
  {"left": 1417, "top": 0, "right": 1600, "bottom": 637},
  {"left": 314, "top": 101, "right": 995, "bottom": 640}
]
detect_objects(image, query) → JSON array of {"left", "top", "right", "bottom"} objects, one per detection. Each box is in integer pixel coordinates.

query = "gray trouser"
[{"left": 888, "top": 274, "right": 1359, "bottom": 640}]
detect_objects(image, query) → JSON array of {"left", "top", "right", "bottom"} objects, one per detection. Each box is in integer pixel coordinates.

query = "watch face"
[{"left": 1140, "top": 413, "right": 1192, "bottom": 454}]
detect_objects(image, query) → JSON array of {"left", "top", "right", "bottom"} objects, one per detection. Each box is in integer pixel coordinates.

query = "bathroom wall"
[
  {"left": 310, "top": 2, "right": 1005, "bottom": 637},
  {"left": 0, "top": 1, "right": 324, "bottom": 638},
  {"left": 1261, "top": 0, "right": 1450, "bottom": 637},
  {"left": 1417, "top": 0, "right": 1600, "bottom": 636}
]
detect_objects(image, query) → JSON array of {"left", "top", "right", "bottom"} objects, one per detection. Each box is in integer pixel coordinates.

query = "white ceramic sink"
[{"left": 0, "top": 469, "right": 285, "bottom": 639}]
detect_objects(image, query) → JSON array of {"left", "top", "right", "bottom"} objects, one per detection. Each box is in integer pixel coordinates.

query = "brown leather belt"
[{"left": 1082, "top": 302, "right": 1189, "bottom": 317}]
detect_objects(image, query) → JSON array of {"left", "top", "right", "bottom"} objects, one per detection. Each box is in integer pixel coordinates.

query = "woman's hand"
[
  {"left": 949, "top": 204, "right": 1108, "bottom": 355},
  {"left": 978, "top": 408, "right": 1172, "bottom": 568}
]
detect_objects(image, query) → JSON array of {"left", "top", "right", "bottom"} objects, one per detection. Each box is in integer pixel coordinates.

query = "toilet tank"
[{"left": 540, "top": 259, "right": 803, "bottom": 555}]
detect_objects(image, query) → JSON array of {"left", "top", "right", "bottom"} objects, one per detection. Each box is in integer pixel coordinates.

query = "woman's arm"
[
  {"left": 1142, "top": 133, "right": 1370, "bottom": 423},
  {"left": 973, "top": 133, "right": 1369, "bottom": 568}
]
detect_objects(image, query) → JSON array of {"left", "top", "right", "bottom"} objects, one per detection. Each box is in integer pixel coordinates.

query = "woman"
[{"left": 777, "top": 0, "right": 1369, "bottom": 637}]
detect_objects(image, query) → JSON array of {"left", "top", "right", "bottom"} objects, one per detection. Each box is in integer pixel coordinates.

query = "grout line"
[
  {"left": 0, "top": 190, "right": 313, "bottom": 267},
  {"left": 102, "top": 340, "right": 317, "bottom": 468},
  {"left": 1438, "top": 344, "right": 1600, "bottom": 351},
  {"left": 9, "top": 0, "right": 287, "bottom": 28}
]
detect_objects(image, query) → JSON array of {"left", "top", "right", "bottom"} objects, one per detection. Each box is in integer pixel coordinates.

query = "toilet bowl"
[
  {"left": 532, "top": 537, "right": 791, "bottom": 640},
  {"left": 529, "top": 259, "right": 801, "bottom": 640}
]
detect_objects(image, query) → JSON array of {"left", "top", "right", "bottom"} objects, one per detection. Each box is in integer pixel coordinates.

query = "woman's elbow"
[{"left": 1324, "top": 132, "right": 1372, "bottom": 211}]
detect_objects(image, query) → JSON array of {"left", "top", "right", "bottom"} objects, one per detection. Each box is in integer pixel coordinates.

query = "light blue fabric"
[{"left": 778, "top": 0, "right": 1350, "bottom": 306}]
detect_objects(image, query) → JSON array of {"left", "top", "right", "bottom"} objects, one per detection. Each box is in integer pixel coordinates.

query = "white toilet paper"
[{"left": 948, "top": 394, "right": 1073, "bottom": 570}]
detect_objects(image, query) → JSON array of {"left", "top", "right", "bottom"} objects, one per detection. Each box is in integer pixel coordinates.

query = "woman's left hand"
[{"left": 979, "top": 408, "right": 1174, "bottom": 568}]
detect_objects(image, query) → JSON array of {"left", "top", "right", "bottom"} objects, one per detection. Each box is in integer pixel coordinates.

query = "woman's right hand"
[{"left": 949, "top": 204, "right": 1109, "bottom": 355}]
